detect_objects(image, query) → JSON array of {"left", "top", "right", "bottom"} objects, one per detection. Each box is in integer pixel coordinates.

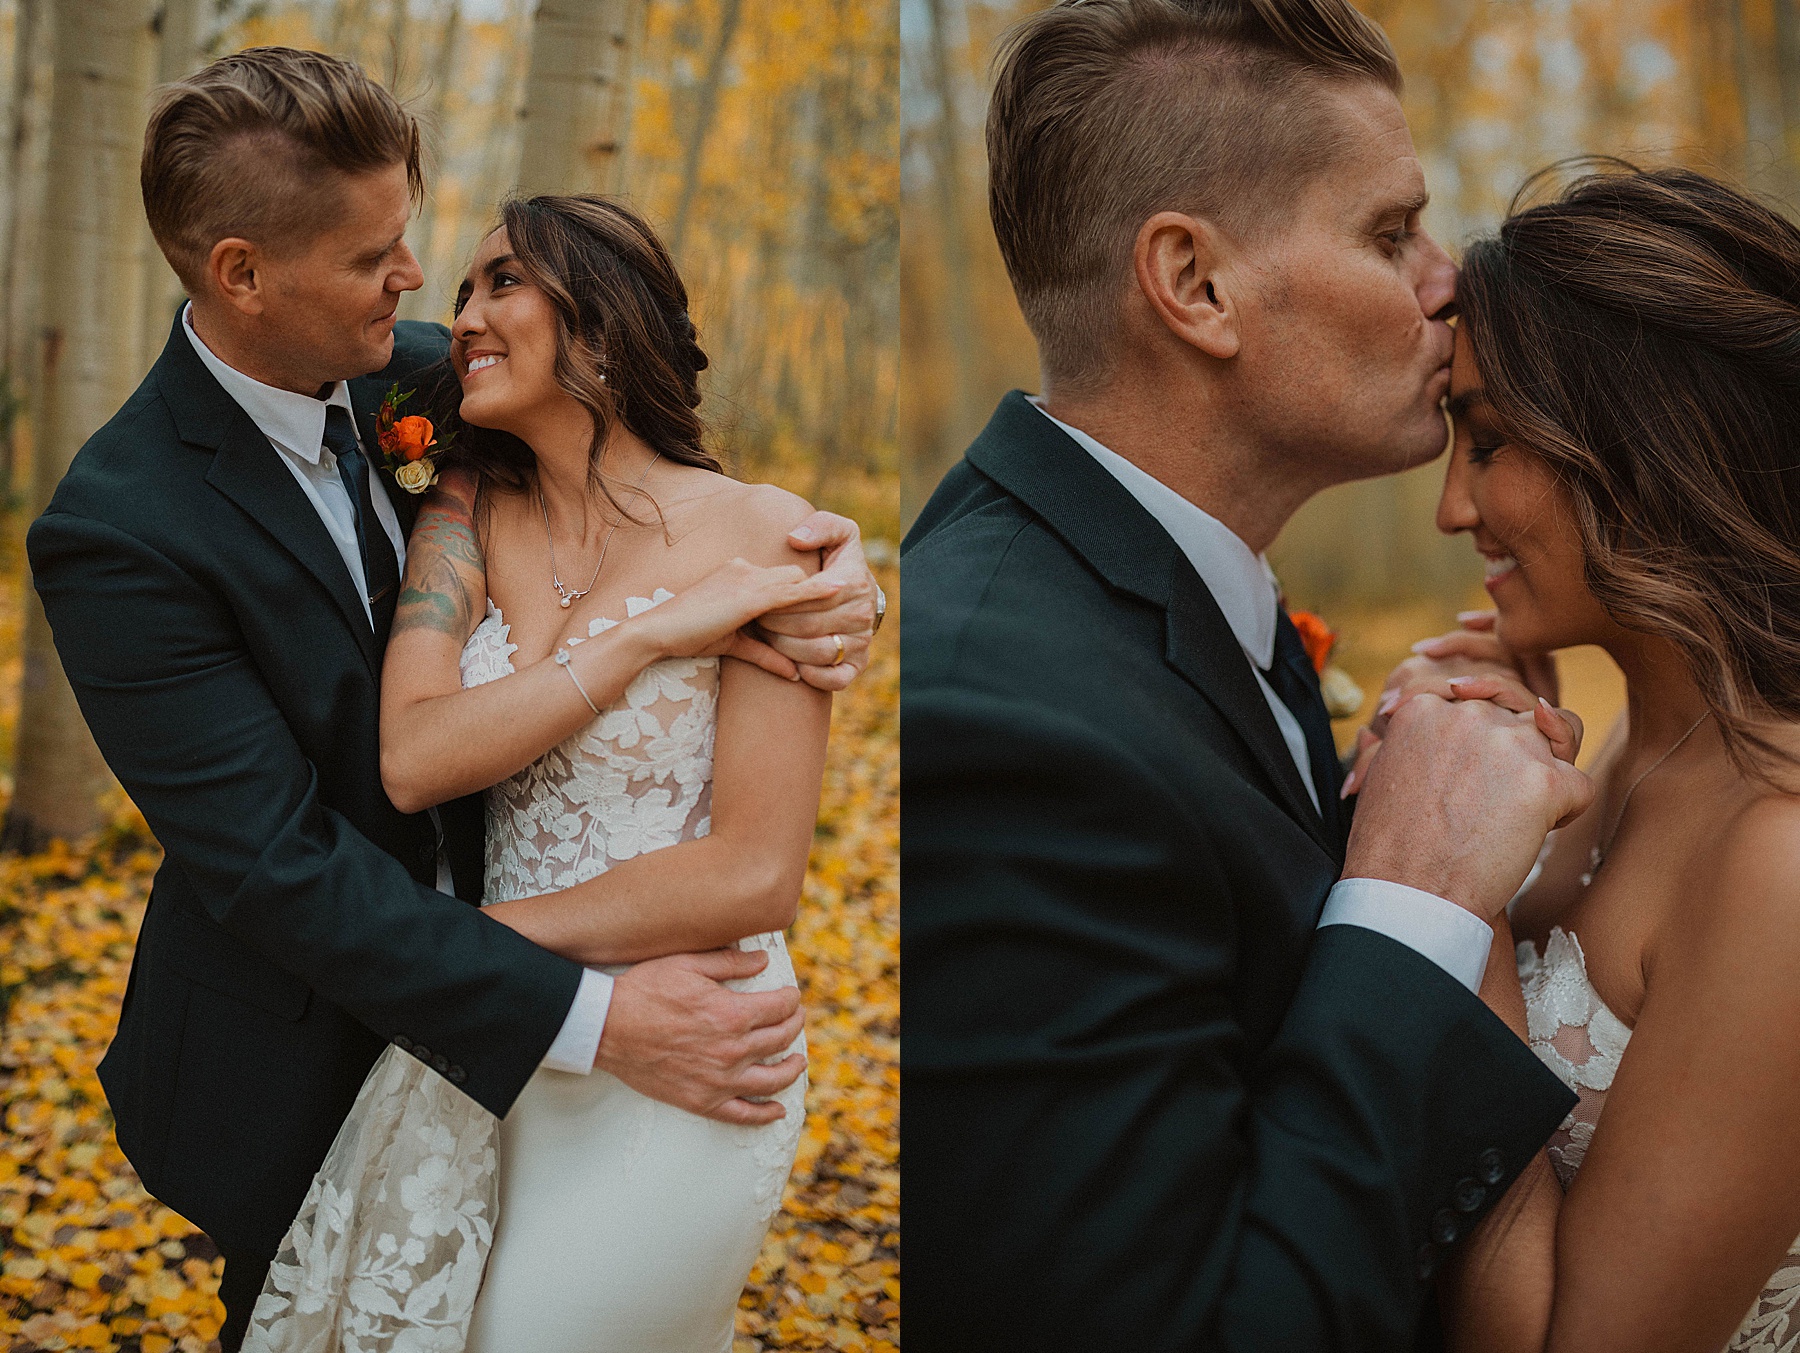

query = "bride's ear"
[{"left": 1133, "top": 211, "right": 1240, "bottom": 360}]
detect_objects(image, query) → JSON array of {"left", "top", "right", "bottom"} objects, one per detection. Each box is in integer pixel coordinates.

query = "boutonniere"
[
  {"left": 1288, "top": 609, "right": 1366, "bottom": 720},
  {"left": 376, "top": 384, "right": 445, "bottom": 493}
]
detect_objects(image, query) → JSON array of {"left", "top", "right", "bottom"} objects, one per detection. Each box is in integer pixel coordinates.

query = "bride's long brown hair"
[
  {"left": 431, "top": 194, "right": 723, "bottom": 522},
  {"left": 1457, "top": 161, "right": 1800, "bottom": 780}
]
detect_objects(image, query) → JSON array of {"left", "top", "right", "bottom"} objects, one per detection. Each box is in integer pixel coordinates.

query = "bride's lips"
[
  {"left": 1482, "top": 552, "right": 1519, "bottom": 595},
  {"left": 461, "top": 351, "right": 507, "bottom": 381}
]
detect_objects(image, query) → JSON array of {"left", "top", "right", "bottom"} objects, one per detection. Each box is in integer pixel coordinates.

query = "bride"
[
  {"left": 1361, "top": 163, "right": 1800, "bottom": 1353},
  {"left": 244, "top": 194, "right": 837, "bottom": 1351}
]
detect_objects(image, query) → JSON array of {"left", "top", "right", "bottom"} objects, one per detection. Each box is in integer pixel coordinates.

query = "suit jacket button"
[
  {"left": 1477, "top": 1147, "right": 1505, "bottom": 1185},
  {"left": 1416, "top": 1243, "right": 1436, "bottom": 1280},
  {"left": 448, "top": 1065, "right": 467, "bottom": 1084},
  {"left": 433, "top": 1054, "right": 450, "bottom": 1074},
  {"left": 413, "top": 1044, "right": 431, "bottom": 1062},
  {"left": 394, "top": 1035, "right": 413, "bottom": 1053},
  {"left": 1454, "top": 1177, "right": 1486, "bottom": 1213},
  {"left": 1430, "top": 1208, "right": 1459, "bottom": 1246}
]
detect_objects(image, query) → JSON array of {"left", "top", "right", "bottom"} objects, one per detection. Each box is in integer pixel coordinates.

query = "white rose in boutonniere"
[{"left": 1287, "top": 609, "right": 1366, "bottom": 720}]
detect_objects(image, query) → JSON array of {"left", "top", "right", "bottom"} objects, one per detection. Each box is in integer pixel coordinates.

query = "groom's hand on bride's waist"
[
  {"left": 591, "top": 948, "right": 806, "bottom": 1125},
  {"left": 1345, "top": 691, "right": 1594, "bottom": 923}
]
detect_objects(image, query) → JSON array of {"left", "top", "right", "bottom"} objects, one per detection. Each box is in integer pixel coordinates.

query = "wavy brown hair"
[
  {"left": 1457, "top": 162, "right": 1800, "bottom": 778},
  {"left": 435, "top": 194, "right": 721, "bottom": 521}
]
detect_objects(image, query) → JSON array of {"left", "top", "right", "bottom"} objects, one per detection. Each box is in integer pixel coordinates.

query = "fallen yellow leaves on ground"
[{"left": 0, "top": 568, "right": 899, "bottom": 1353}]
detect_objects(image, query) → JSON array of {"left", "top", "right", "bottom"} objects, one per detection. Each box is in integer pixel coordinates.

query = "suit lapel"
[
  {"left": 153, "top": 315, "right": 381, "bottom": 675},
  {"left": 965, "top": 391, "right": 1333, "bottom": 855},
  {"left": 1164, "top": 566, "right": 1333, "bottom": 854}
]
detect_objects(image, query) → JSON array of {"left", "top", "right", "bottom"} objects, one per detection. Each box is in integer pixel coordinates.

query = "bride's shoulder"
[
  {"left": 662, "top": 473, "right": 818, "bottom": 571},
  {"left": 1688, "top": 790, "right": 1800, "bottom": 949}
]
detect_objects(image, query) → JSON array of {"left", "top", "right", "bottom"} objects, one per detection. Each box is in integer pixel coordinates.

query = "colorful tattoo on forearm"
[{"left": 394, "top": 484, "right": 485, "bottom": 638}]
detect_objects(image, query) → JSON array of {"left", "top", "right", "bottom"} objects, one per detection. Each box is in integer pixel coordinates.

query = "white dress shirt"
[
  {"left": 184, "top": 306, "right": 612, "bottom": 1071},
  {"left": 1031, "top": 401, "right": 1493, "bottom": 993}
]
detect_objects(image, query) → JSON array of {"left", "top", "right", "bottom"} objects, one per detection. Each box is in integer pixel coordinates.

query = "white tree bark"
[
  {"left": 514, "top": 0, "right": 646, "bottom": 197},
  {"left": 8, "top": 0, "right": 155, "bottom": 848},
  {"left": 138, "top": 0, "right": 206, "bottom": 376},
  {"left": 1, "top": 0, "right": 52, "bottom": 494},
  {"left": 399, "top": 0, "right": 464, "bottom": 322}
]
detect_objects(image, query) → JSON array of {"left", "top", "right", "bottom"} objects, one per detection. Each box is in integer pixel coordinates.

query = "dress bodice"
[
  {"left": 459, "top": 592, "right": 720, "bottom": 906},
  {"left": 1519, "top": 928, "right": 1800, "bottom": 1351}
]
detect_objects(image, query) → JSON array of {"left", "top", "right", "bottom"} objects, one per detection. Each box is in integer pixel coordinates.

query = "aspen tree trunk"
[
  {"left": 330, "top": 0, "right": 374, "bottom": 66},
  {"left": 449, "top": 0, "right": 529, "bottom": 277},
  {"left": 1, "top": 0, "right": 52, "bottom": 497},
  {"left": 139, "top": 0, "right": 206, "bottom": 376},
  {"left": 670, "top": 0, "right": 743, "bottom": 255},
  {"left": 514, "top": 0, "right": 646, "bottom": 197},
  {"left": 399, "top": 0, "right": 463, "bottom": 322},
  {"left": 923, "top": 0, "right": 979, "bottom": 479},
  {"left": 6, "top": 0, "right": 155, "bottom": 849}
]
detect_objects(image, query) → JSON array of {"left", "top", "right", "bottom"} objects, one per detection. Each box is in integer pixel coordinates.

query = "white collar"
[
  {"left": 1030, "top": 399, "right": 1279, "bottom": 669},
  {"left": 183, "top": 302, "right": 355, "bottom": 464}
]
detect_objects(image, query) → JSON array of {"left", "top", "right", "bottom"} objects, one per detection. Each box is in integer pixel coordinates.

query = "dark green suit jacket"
[
  {"left": 902, "top": 392, "right": 1575, "bottom": 1351},
  {"left": 27, "top": 316, "right": 583, "bottom": 1261}
]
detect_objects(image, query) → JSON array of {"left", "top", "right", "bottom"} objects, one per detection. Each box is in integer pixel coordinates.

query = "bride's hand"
[
  {"left": 633, "top": 557, "right": 844, "bottom": 679},
  {"left": 1397, "top": 609, "right": 1560, "bottom": 707}
]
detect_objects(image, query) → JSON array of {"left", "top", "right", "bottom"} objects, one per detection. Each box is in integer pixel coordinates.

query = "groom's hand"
[
  {"left": 1345, "top": 692, "right": 1594, "bottom": 921},
  {"left": 592, "top": 949, "right": 806, "bottom": 1125},
  {"left": 753, "top": 511, "right": 881, "bottom": 691}
]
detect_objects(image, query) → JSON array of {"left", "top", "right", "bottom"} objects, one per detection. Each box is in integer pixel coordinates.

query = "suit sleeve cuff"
[
  {"left": 540, "top": 967, "right": 614, "bottom": 1073},
  {"left": 1318, "top": 877, "right": 1493, "bottom": 993}
]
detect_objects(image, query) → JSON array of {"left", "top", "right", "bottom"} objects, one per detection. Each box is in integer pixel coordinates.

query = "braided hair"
[{"left": 435, "top": 193, "right": 721, "bottom": 520}]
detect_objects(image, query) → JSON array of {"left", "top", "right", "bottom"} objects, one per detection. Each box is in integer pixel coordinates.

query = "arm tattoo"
[{"left": 393, "top": 485, "right": 485, "bottom": 639}]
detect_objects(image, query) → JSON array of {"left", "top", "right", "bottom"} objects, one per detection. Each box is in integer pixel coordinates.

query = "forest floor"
[{"left": 0, "top": 536, "right": 899, "bottom": 1351}]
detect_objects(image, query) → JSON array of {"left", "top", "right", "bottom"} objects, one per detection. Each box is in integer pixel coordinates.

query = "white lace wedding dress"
[
  {"left": 1519, "top": 928, "right": 1800, "bottom": 1351},
  {"left": 244, "top": 591, "right": 806, "bottom": 1353}
]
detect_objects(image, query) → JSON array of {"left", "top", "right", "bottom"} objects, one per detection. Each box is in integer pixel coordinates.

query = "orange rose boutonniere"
[
  {"left": 1287, "top": 609, "right": 1366, "bottom": 720},
  {"left": 376, "top": 384, "right": 444, "bottom": 493}
]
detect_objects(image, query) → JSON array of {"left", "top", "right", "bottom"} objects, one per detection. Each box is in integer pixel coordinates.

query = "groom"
[
  {"left": 905, "top": 1, "right": 1588, "bottom": 1348},
  {"left": 27, "top": 47, "right": 882, "bottom": 1351}
]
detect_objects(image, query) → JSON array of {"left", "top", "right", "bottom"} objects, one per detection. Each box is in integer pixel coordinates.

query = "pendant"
[
  {"left": 1579, "top": 844, "right": 1602, "bottom": 888},
  {"left": 559, "top": 595, "right": 572, "bottom": 608}
]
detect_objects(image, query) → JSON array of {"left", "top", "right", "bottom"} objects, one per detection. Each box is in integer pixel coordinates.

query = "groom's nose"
[
  {"left": 1415, "top": 228, "right": 1458, "bottom": 323},
  {"left": 391, "top": 239, "right": 425, "bottom": 295}
]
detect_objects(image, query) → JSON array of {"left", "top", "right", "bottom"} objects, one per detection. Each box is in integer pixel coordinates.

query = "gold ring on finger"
[{"left": 831, "top": 633, "right": 846, "bottom": 666}]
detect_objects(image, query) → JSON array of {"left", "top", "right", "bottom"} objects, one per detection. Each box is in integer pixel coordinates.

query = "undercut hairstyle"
[
  {"left": 1458, "top": 162, "right": 1800, "bottom": 780},
  {"left": 987, "top": 0, "right": 1400, "bottom": 390},
  {"left": 436, "top": 195, "right": 722, "bottom": 521},
  {"left": 142, "top": 46, "right": 423, "bottom": 292}
]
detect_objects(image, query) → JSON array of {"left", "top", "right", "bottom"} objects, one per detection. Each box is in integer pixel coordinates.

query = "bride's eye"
[{"left": 1467, "top": 441, "right": 1503, "bottom": 465}]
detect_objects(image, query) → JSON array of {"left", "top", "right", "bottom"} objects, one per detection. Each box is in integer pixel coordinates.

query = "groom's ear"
[
  {"left": 204, "top": 237, "right": 269, "bottom": 317},
  {"left": 1133, "top": 212, "right": 1240, "bottom": 361}
]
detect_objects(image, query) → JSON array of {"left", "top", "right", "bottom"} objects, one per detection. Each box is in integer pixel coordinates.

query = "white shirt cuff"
[
  {"left": 540, "top": 967, "right": 614, "bottom": 1073},
  {"left": 1318, "top": 877, "right": 1493, "bottom": 993}
]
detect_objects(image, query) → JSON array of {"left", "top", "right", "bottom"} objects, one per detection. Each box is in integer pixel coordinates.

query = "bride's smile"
[{"left": 1436, "top": 324, "right": 1622, "bottom": 658}]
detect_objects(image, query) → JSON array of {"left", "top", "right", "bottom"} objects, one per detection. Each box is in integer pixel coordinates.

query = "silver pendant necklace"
[
  {"left": 539, "top": 452, "right": 660, "bottom": 609},
  {"left": 1580, "top": 709, "right": 1711, "bottom": 887}
]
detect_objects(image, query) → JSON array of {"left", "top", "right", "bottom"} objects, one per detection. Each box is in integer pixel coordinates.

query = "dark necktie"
[
  {"left": 1263, "top": 607, "right": 1343, "bottom": 843},
  {"left": 323, "top": 405, "right": 401, "bottom": 639}
]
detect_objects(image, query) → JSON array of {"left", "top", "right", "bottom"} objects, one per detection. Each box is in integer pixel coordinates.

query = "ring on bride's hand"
[{"left": 830, "top": 634, "right": 846, "bottom": 667}]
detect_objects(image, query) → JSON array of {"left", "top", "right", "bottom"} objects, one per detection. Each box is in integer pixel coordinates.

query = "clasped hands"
[{"left": 1342, "top": 611, "right": 1596, "bottom": 922}]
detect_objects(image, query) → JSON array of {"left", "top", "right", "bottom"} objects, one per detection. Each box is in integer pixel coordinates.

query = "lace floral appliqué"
[{"left": 1519, "top": 927, "right": 1800, "bottom": 1352}]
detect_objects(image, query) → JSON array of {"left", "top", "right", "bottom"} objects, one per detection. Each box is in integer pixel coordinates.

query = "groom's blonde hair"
[
  {"left": 142, "top": 47, "right": 423, "bottom": 293},
  {"left": 988, "top": 0, "right": 1399, "bottom": 392}
]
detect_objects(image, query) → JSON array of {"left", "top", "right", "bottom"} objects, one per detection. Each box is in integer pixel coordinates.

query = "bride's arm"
[
  {"left": 1443, "top": 806, "right": 1800, "bottom": 1353},
  {"left": 481, "top": 495, "right": 834, "bottom": 963},
  {"left": 481, "top": 651, "right": 831, "bottom": 963},
  {"left": 379, "top": 471, "right": 837, "bottom": 813}
]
